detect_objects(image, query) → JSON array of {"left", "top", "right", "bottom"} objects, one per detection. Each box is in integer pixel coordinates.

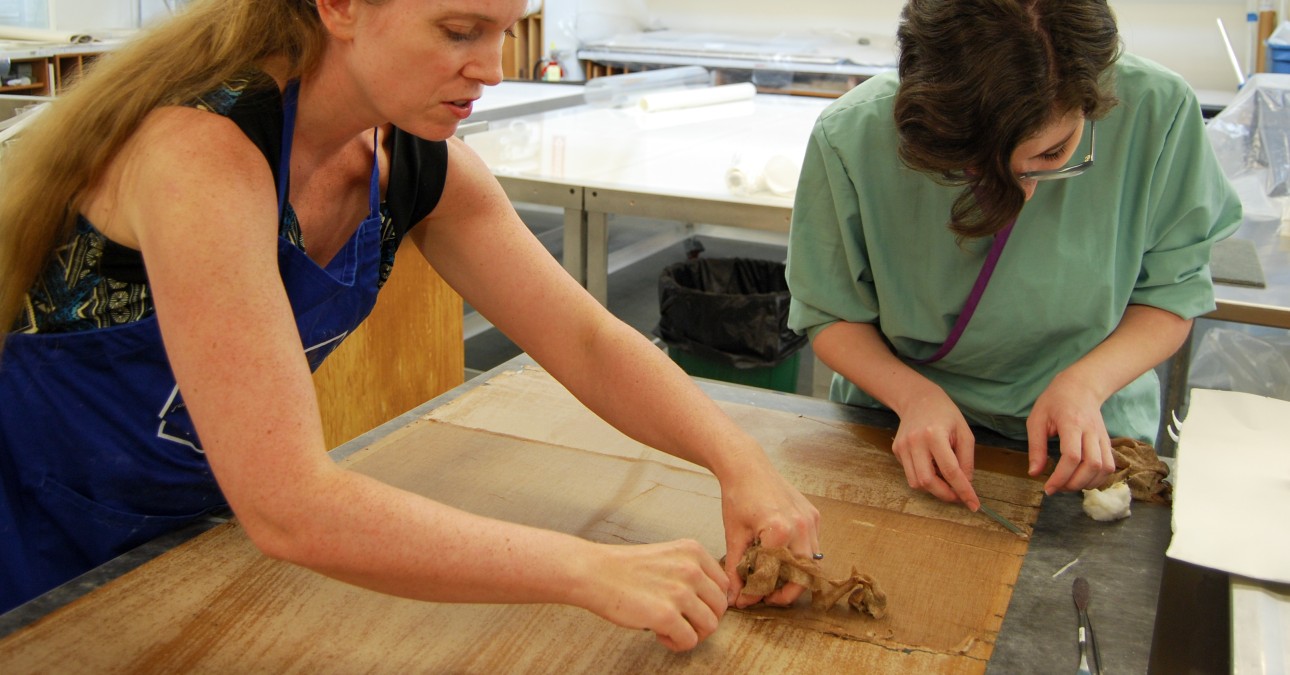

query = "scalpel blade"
[{"left": 977, "top": 503, "right": 1029, "bottom": 539}]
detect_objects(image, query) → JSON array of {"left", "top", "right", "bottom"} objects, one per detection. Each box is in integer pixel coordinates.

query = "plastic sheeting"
[
  {"left": 1207, "top": 73, "right": 1290, "bottom": 201},
  {"left": 654, "top": 257, "right": 807, "bottom": 368},
  {"left": 1190, "top": 324, "right": 1290, "bottom": 401}
]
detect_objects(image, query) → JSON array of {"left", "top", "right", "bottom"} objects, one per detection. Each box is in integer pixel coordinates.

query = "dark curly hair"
[{"left": 893, "top": 0, "right": 1121, "bottom": 239}]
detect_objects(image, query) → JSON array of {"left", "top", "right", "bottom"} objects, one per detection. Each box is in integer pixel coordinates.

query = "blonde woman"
[{"left": 0, "top": 0, "right": 820, "bottom": 649}]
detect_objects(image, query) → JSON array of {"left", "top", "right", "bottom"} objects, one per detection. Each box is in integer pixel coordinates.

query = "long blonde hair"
[{"left": 0, "top": 0, "right": 336, "bottom": 354}]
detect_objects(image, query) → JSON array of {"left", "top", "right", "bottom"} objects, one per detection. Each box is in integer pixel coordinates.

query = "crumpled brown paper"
[
  {"left": 733, "top": 545, "right": 887, "bottom": 619},
  {"left": 1099, "top": 437, "right": 1172, "bottom": 504}
]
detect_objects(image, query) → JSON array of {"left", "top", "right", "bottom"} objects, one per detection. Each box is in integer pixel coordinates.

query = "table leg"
[
  {"left": 587, "top": 210, "right": 610, "bottom": 306},
  {"left": 1157, "top": 329, "right": 1194, "bottom": 456},
  {"left": 562, "top": 206, "right": 587, "bottom": 287}
]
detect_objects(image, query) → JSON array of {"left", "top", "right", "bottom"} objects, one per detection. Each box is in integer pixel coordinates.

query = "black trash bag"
[{"left": 654, "top": 257, "right": 807, "bottom": 369}]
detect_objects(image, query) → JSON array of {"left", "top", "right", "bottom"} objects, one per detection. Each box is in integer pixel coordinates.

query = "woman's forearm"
[
  {"left": 812, "top": 321, "right": 944, "bottom": 416},
  {"left": 1053, "top": 304, "right": 1192, "bottom": 404}
]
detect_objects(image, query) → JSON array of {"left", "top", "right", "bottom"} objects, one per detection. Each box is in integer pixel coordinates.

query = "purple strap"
[{"left": 911, "top": 219, "right": 1016, "bottom": 365}]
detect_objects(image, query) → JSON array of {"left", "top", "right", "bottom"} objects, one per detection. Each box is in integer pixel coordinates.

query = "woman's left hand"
[
  {"left": 717, "top": 454, "right": 820, "bottom": 609},
  {"left": 1026, "top": 371, "right": 1116, "bottom": 494}
]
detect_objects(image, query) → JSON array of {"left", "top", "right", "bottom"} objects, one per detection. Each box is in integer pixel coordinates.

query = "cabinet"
[
  {"left": 53, "top": 51, "right": 102, "bottom": 91},
  {"left": 0, "top": 57, "right": 52, "bottom": 95}
]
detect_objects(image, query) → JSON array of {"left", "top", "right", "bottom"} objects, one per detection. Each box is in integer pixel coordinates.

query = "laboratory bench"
[
  {"left": 0, "top": 354, "right": 1198, "bottom": 673},
  {"left": 573, "top": 29, "right": 897, "bottom": 99}
]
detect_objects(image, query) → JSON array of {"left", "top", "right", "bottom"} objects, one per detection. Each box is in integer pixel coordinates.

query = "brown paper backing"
[{"left": 0, "top": 365, "right": 1041, "bottom": 673}]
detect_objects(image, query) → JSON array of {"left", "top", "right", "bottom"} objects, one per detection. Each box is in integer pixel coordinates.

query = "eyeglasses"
[{"left": 1017, "top": 121, "right": 1095, "bottom": 182}]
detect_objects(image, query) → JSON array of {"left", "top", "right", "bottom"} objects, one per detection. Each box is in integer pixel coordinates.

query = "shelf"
[{"left": 0, "top": 83, "right": 44, "bottom": 93}]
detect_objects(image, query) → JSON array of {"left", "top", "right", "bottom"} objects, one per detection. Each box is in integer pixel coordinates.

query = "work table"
[{"left": 0, "top": 356, "right": 1182, "bottom": 673}]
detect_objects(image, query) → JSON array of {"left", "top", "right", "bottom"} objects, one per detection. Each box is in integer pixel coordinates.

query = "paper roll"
[
  {"left": 639, "top": 82, "right": 757, "bottom": 113},
  {"left": 0, "top": 27, "right": 96, "bottom": 44}
]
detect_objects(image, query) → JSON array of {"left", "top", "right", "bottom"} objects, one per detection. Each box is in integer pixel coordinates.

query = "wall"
[
  {"left": 16, "top": 0, "right": 1285, "bottom": 90},
  {"left": 49, "top": 0, "right": 131, "bottom": 30},
  {"left": 549, "top": 0, "right": 1288, "bottom": 92},
  {"left": 0, "top": 0, "right": 180, "bottom": 31}
]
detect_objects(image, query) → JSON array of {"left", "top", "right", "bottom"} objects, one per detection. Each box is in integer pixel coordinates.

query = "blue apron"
[{"left": 0, "top": 81, "right": 385, "bottom": 612}]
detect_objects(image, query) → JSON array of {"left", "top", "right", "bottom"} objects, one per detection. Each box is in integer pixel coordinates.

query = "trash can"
[{"left": 654, "top": 257, "right": 807, "bottom": 392}]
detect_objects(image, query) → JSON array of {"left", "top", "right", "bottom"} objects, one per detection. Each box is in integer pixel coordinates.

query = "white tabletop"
[
  {"left": 467, "top": 87, "right": 1290, "bottom": 325},
  {"left": 466, "top": 91, "right": 830, "bottom": 206}
]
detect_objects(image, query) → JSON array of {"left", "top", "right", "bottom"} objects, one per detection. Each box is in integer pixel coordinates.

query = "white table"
[
  {"left": 466, "top": 92, "right": 828, "bottom": 303},
  {"left": 466, "top": 87, "right": 1290, "bottom": 332}
]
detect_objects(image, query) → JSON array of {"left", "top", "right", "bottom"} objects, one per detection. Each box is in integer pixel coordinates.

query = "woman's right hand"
[
  {"left": 891, "top": 386, "right": 980, "bottom": 509},
  {"left": 812, "top": 322, "right": 980, "bottom": 510},
  {"left": 577, "top": 539, "right": 729, "bottom": 652}
]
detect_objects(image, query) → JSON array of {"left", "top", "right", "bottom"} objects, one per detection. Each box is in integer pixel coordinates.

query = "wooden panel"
[
  {"left": 0, "top": 366, "right": 1041, "bottom": 673},
  {"left": 526, "top": 14, "right": 543, "bottom": 78},
  {"left": 503, "top": 13, "right": 543, "bottom": 80},
  {"left": 54, "top": 53, "right": 102, "bottom": 90},
  {"left": 311, "top": 244, "right": 464, "bottom": 449}
]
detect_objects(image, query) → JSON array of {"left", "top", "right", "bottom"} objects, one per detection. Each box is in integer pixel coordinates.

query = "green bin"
[
  {"left": 654, "top": 257, "right": 807, "bottom": 393},
  {"left": 667, "top": 348, "right": 802, "bottom": 393}
]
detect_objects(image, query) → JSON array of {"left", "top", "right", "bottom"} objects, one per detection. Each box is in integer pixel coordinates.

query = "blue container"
[{"left": 1270, "top": 44, "right": 1290, "bottom": 74}]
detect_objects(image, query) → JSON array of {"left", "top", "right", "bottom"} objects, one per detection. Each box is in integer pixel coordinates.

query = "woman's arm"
[
  {"left": 413, "top": 138, "right": 820, "bottom": 607},
  {"left": 813, "top": 321, "right": 981, "bottom": 509},
  {"left": 117, "top": 108, "right": 725, "bottom": 651},
  {"left": 1029, "top": 304, "right": 1190, "bottom": 492}
]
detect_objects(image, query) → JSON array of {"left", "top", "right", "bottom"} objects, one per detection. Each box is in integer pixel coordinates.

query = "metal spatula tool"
[
  {"left": 976, "top": 502, "right": 1028, "bottom": 538},
  {"left": 1073, "top": 576, "right": 1102, "bottom": 675}
]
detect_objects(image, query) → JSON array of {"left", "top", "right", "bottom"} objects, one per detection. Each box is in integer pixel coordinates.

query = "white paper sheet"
[{"left": 1166, "top": 389, "right": 1290, "bottom": 583}]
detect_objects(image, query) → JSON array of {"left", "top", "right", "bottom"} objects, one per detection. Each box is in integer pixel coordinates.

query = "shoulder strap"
[{"left": 911, "top": 220, "right": 1015, "bottom": 365}]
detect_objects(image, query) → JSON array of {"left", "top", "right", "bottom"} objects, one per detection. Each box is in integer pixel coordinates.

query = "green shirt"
[{"left": 786, "top": 54, "right": 1242, "bottom": 443}]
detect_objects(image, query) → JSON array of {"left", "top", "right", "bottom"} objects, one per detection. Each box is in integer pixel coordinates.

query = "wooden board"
[
  {"left": 0, "top": 366, "right": 1041, "bottom": 673},
  {"left": 311, "top": 244, "right": 464, "bottom": 449}
]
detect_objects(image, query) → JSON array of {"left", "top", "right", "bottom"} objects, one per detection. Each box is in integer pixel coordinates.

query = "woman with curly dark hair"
[{"left": 787, "top": 0, "right": 1240, "bottom": 508}]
